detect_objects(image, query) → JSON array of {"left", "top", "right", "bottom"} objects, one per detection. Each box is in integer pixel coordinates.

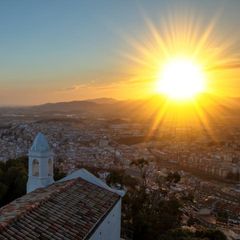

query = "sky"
[{"left": 0, "top": 0, "right": 240, "bottom": 106}]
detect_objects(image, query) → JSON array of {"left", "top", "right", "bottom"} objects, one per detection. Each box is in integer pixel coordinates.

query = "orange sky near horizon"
[{"left": 1, "top": 1, "right": 240, "bottom": 106}]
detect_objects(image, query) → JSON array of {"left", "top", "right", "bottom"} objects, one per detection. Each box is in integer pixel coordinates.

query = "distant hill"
[
  {"left": 86, "top": 98, "right": 119, "bottom": 104},
  {"left": 22, "top": 98, "right": 128, "bottom": 117},
  {"left": 0, "top": 95, "right": 240, "bottom": 123},
  {"left": 31, "top": 100, "right": 100, "bottom": 112}
]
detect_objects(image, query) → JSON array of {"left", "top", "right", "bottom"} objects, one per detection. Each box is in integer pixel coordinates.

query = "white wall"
[
  {"left": 27, "top": 154, "right": 54, "bottom": 193},
  {"left": 89, "top": 199, "right": 121, "bottom": 240}
]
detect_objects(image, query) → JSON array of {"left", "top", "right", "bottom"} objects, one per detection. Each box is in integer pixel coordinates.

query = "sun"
[{"left": 157, "top": 57, "right": 205, "bottom": 100}]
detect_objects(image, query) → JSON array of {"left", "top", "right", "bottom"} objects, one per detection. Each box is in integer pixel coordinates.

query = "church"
[{"left": 0, "top": 133, "right": 125, "bottom": 240}]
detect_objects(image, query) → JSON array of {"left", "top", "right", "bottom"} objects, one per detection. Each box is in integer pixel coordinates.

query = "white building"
[
  {"left": 27, "top": 132, "right": 54, "bottom": 193},
  {"left": 0, "top": 132, "right": 125, "bottom": 240}
]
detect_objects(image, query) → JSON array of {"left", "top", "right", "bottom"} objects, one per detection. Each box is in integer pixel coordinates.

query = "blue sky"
[{"left": 0, "top": 0, "right": 239, "bottom": 105}]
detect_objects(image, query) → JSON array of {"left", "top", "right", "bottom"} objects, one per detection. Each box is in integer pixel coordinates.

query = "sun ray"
[
  {"left": 192, "top": 101, "right": 218, "bottom": 141},
  {"left": 146, "top": 99, "right": 171, "bottom": 138},
  {"left": 117, "top": 8, "right": 240, "bottom": 136}
]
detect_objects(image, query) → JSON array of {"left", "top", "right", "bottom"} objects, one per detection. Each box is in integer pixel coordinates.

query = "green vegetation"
[
  {"left": 160, "top": 229, "right": 227, "bottom": 240},
  {"left": 165, "top": 171, "right": 181, "bottom": 184},
  {"left": 106, "top": 159, "right": 227, "bottom": 240},
  {"left": 106, "top": 169, "right": 138, "bottom": 189},
  {"left": 0, "top": 156, "right": 28, "bottom": 207},
  {"left": 0, "top": 156, "right": 65, "bottom": 208},
  {"left": 124, "top": 187, "right": 182, "bottom": 239},
  {"left": 226, "top": 171, "right": 240, "bottom": 181},
  {"left": 0, "top": 156, "right": 227, "bottom": 240},
  {"left": 54, "top": 167, "right": 66, "bottom": 181}
]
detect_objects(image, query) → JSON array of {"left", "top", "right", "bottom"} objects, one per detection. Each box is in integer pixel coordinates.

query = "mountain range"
[{"left": 0, "top": 94, "right": 240, "bottom": 122}]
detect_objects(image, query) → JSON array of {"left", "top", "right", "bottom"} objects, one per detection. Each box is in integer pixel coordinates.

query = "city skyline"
[{"left": 1, "top": 2, "right": 240, "bottom": 238}]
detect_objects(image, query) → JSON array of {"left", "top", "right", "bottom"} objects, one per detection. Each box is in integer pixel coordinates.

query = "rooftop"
[
  {"left": 30, "top": 132, "right": 51, "bottom": 153},
  {"left": 0, "top": 177, "right": 120, "bottom": 239}
]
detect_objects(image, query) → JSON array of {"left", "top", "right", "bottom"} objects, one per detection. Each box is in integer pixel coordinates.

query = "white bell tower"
[{"left": 27, "top": 132, "right": 54, "bottom": 193}]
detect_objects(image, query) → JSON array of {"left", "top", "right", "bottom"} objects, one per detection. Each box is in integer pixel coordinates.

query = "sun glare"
[{"left": 156, "top": 57, "right": 205, "bottom": 100}]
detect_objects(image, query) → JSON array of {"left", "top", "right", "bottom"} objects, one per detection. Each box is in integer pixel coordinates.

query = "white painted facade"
[
  {"left": 59, "top": 169, "right": 125, "bottom": 240},
  {"left": 27, "top": 132, "right": 125, "bottom": 239},
  {"left": 89, "top": 200, "right": 121, "bottom": 240},
  {"left": 59, "top": 168, "right": 125, "bottom": 197},
  {"left": 27, "top": 132, "right": 54, "bottom": 193}
]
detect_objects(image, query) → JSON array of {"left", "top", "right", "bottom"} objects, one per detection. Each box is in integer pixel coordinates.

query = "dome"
[{"left": 30, "top": 132, "right": 51, "bottom": 153}]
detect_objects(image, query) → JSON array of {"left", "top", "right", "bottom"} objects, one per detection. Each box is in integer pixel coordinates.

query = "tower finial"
[{"left": 27, "top": 132, "right": 54, "bottom": 193}]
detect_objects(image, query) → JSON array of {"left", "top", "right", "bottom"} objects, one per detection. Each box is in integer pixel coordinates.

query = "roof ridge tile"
[{"left": 0, "top": 179, "right": 77, "bottom": 231}]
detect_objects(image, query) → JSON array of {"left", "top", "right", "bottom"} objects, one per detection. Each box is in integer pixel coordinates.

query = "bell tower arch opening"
[
  {"left": 32, "top": 159, "right": 39, "bottom": 176},
  {"left": 27, "top": 132, "right": 54, "bottom": 193}
]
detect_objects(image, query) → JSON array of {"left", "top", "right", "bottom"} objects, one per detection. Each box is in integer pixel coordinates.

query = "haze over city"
[{"left": 0, "top": 1, "right": 240, "bottom": 240}]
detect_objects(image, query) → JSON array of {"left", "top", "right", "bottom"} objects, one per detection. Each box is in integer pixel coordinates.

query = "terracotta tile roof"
[{"left": 0, "top": 178, "right": 120, "bottom": 239}]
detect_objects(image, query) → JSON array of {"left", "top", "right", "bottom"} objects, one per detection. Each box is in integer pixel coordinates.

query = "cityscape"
[
  {"left": 0, "top": 1, "right": 240, "bottom": 240},
  {"left": 0, "top": 98, "right": 239, "bottom": 239}
]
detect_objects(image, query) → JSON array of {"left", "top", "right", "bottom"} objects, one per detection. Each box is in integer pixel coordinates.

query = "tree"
[
  {"left": 106, "top": 169, "right": 124, "bottom": 188},
  {"left": 160, "top": 229, "right": 227, "bottom": 240},
  {"left": 2, "top": 165, "right": 27, "bottom": 204},
  {"left": 122, "top": 184, "right": 182, "bottom": 240},
  {"left": 226, "top": 172, "right": 240, "bottom": 181},
  {"left": 195, "top": 229, "right": 227, "bottom": 240},
  {"left": 131, "top": 158, "right": 149, "bottom": 187},
  {"left": 106, "top": 169, "right": 138, "bottom": 189},
  {"left": 165, "top": 171, "right": 181, "bottom": 184},
  {"left": 54, "top": 167, "right": 66, "bottom": 181},
  {"left": 0, "top": 182, "right": 8, "bottom": 206},
  {"left": 0, "top": 156, "right": 66, "bottom": 207}
]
